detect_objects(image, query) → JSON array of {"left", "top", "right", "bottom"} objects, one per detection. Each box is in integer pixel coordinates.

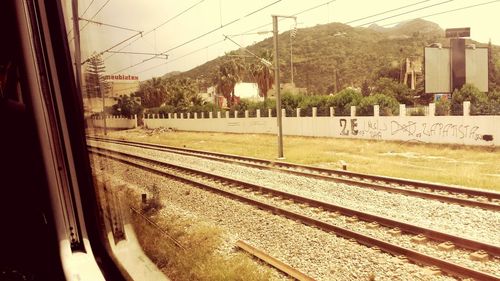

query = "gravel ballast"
[
  {"left": 90, "top": 154, "right": 459, "bottom": 281},
  {"left": 89, "top": 140, "right": 500, "bottom": 247}
]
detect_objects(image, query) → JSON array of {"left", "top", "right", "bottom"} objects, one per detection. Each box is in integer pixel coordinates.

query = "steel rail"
[
  {"left": 87, "top": 136, "right": 500, "bottom": 211},
  {"left": 87, "top": 144, "right": 500, "bottom": 255},
  {"left": 88, "top": 146, "right": 500, "bottom": 280},
  {"left": 236, "top": 240, "right": 316, "bottom": 281}
]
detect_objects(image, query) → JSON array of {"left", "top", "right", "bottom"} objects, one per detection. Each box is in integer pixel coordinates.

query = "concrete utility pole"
[
  {"left": 71, "top": 0, "right": 82, "bottom": 95},
  {"left": 99, "top": 84, "right": 107, "bottom": 135},
  {"left": 273, "top": 16, "right": 284, "bottom": 159},
  {"left": 272, "top": 15, "right": 296, "bottom": 159}
]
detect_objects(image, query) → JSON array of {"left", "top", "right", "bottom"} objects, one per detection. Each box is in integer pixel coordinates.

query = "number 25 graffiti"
[{"left": 340, "top": 118, "right": 358, "bottom": 136}]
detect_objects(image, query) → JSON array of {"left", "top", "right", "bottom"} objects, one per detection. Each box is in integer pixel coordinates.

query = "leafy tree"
[
  {"left": 357, "top": 93, "right": 399, "bottom": 116},
  {"left": 330, "top": 88, "right": 363, "bottom": 115},
  {"left": 111, "top": 95, "right": 143, "bottom": 117},
  {"left": 281, "top": 92, "right": 303, "bottom": 115},
  {"left": 488, "top": 40, "right": 498, "bottom": 91},
  {"left": 249, "top": 50, "right": 274, "bottom": 100},
  {"left": 372, "top": 77, "right": 413, "bottom": 105},
  {"left": 165, "top": 78, "right": 202, "bottom": 110},
  {"left": 451, "top": 84, "right": 487, "bottom": 105},
  {"left": 84, "top": 54, "right": 109, "bottom": 98},
  {"left": 451, "top": 84, "right": 490, "bottom": 115},
  {"left": 212, "top": 59, "right": 245, "bottom": 108},
  {"left": 135, "top": 77, "right": 167, "bottom": 108},
  {"left": 376, "top": 65, "right": 400, "bottom": 81}
]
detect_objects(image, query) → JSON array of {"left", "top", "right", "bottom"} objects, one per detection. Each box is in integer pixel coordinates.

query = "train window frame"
[{"left": 8, "top": 0, "right": 165, "bottom": 280}]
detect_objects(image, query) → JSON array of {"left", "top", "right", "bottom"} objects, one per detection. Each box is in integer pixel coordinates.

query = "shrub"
[
  {"left": 372, "top": 77, "right": 413, "bottom": 105},
  {"left": 435, "top": 98, "right": 450, "bottom": 116},
  {"left": 357, "top": 93, "right": 399, "bottom": 116},
  {"left": 409, "top": 108, "right": 426, "bottom": 116},
  {"left": 330, "top": 89, "right": 363, "bottom": 116},
  {"left": 451, "top": 84, "right": 488, "bottom": 115}
]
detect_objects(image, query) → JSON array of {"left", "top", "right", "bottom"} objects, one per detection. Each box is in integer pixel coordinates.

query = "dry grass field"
[{"left": 107, "top": 129, "right": 500, "bottom": 192}]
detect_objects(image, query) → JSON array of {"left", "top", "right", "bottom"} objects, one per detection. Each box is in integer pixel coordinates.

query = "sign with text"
[
  {"left": 445, "top": 27, "right": 470, "bottom": 38},
  {"left": 103, "top": 74, "right": 139, "bottom": 81}
]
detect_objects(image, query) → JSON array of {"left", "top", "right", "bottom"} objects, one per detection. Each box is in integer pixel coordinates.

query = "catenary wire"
[{"left": 109, "top": 0, "right": 282, "bottom": 75}]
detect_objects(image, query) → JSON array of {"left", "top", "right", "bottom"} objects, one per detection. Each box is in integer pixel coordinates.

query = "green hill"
[{"left": 172, "top": 19, "right": 500, "bottom": 94}]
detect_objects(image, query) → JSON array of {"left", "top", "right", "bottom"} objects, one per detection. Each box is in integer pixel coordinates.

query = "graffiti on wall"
[{"left": 339, "top": 118, "right": 493, "bottom": 142}]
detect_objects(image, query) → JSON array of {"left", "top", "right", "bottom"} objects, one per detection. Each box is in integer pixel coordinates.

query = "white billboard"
[
  {"left": 425, "top": 47, "right": 488, "bottom": 93},
  {"left": 425, "top": 48, "right": 450, "bottom": 93},
  {"left": 466, "top": 48, "right": 488, "bottom": 92}
]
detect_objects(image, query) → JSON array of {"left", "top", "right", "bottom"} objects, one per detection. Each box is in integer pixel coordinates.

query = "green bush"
[
  {"left": 110, "top": 95, "right": 144, "bottom": 118},
  {"left": 451, "top": 84, "right": 487, "bottom": 115},
  {"left": 373, "top": 77, "right": 413, "bottom": 105},
  {"left": 435, "top": 98, "right": 450, "bottom": 116},
  {"left": 330, "top": 89, "right": 363, "bottom": 116},
  {"left": 357, "top": 93, "right": 398, "bottom": 116}
]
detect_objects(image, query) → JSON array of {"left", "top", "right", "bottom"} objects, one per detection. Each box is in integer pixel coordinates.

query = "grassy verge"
[
  {"left": 123, "top": 188, "right": 278, "bottom": 281},
  {"left": 107, "top": 128, "right": 500, "bottom": 191}
]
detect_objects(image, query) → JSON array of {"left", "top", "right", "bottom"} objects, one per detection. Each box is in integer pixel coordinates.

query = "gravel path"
[
  {"left": 90, "top": 154, "right": 458, "bottom": 281},
  {"left": 89, "top": 140, "right": 500, "bottom": 246}
]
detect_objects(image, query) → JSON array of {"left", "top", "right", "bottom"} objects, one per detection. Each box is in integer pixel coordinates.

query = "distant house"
[
  {"left": 199, "top": 82, "right": 262, "bottom": 107},
  {"left": 233, "top": 82, "right": 261, "bottom": 101}
]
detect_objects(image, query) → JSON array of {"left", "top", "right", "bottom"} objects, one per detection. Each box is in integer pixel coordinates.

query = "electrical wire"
[
  {"left": 344, "top": 0, "right": 432, "bottom": 25},
  {"left": 381, "top": 0, "right": 500, "bottom": 27},
  {"left": 109, "top": 0, "right": 282, "bottom": 75},
  {"left": 116, "top": 0, "right": 493, "bottom": 78},
  {"left": 103, "top": 0, "right": 206, "bottom": 61},
  {"left": 78, "top": 17, "right": 142, "bottom": 33},
  {"left": 81, "top": 0, "right": 96, "bottom": 17},
  {"left": 134, "top": 40, "right": 225, "bottom": 75},
  {"left": 80, "top": 0, "right": 112, "bottom": 31},
  {"left": 67, "top": 0, "right": 96, "bottom": 37},
  {"left": 355, "top": 0, "right": 454, "bottom": 27},
  {"left": 133, "top": 0, "right": 337, "bottom": 76}
]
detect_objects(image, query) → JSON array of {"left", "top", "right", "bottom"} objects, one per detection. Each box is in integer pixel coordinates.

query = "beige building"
[
  {"left": 83, "top": 74, "right": 140, "bottom": 115},
  {"left": 105, "top": 75, "right": 140, "bottom": 98}
]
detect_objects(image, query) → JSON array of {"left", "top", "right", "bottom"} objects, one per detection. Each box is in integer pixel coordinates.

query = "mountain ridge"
[{"left": 169, "top": 19, "right": 499, "bottom": 94}]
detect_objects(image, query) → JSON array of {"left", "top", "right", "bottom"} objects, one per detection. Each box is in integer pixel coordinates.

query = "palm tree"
[
  {"left": 212, "top": 59, "right": 245, "bottom": 108},
  {"left": 136, "top": 77, "right": 167, "bottom": 108},
  {"left": 249, "top": 50, "right": 274, "bottom": 100}
]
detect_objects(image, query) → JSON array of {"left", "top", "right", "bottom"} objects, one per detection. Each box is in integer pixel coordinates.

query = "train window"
[{"left": 59, "top": 0, "right": 500, "bottom": 280}]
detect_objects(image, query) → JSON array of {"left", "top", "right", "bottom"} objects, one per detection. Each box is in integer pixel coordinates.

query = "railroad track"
[
  {"left": 88, "top": 143, "right": 500, "bottom": 280},
  {"left": 87, "top": 136, "right": 500, "bottom": 212}
]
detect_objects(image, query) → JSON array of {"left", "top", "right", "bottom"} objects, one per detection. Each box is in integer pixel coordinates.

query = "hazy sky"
[{"left": 71, "top": 0, "right": 500, "bottom": 81}]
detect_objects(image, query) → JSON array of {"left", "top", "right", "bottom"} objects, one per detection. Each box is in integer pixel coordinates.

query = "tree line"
[{"left": 84, "top": 53, "right": 500, "bottom": 118}]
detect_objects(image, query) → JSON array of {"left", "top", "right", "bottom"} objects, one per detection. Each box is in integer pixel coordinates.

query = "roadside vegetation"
[{"left": 122, "top": 187, "right": 278, "bottom": 281}]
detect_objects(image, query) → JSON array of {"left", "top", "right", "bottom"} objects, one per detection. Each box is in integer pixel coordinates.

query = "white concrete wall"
[
  {"left": 92, "top": 115, "right": 137, "bottom": 129},
  {"left": 143, "top": 114, "right": 499, "bottom": 146}
]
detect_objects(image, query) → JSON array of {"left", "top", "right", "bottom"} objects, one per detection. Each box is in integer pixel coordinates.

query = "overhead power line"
[
  {"left": 79, "top": 17, "right": 142, "bottom": 33},
  {"left": 81, "top": 0, "right": 96, "bottom": 18},
  {"left": 107, "top": 50, "right": 169, "bottom": 58},
  {"left": 381, "top": 0, "right": 500, "bottom": 27},
  {"left": 134, "top": 40, "right": 225, "bottom": 75},
  {"left": 67, "top": 0, "right": 96, "bottom": 37},
  {"left": 355, "top": 0, "right": 454, "bottom": 27},
  {"left": 82, "top": 32, "right": 143, "bottom": 64},
  {"left": 132, "top": 0, "right": 487, "bottom": 79},
  {"left": 344, "top": 0, "right": 432, "bottom": 25},
  {"left": 80, "top": 0, "right": 112, "bottom": 31},
  {"left": 109, "top": 0, "right": 282, "bottom": 75},
  {"left": 104, "top": 0, "right": 206, "bottom": 61},
  {"left": 241, "top": 0, "right": 336, "bottom": 36},
  {"left": 133, "top": 0, "right": 337, "bottom": 76}
]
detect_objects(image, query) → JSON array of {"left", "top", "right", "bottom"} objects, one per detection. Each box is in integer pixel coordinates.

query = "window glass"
[{"left": 65, "top": 1, "right": 500, "bottom": 280}]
